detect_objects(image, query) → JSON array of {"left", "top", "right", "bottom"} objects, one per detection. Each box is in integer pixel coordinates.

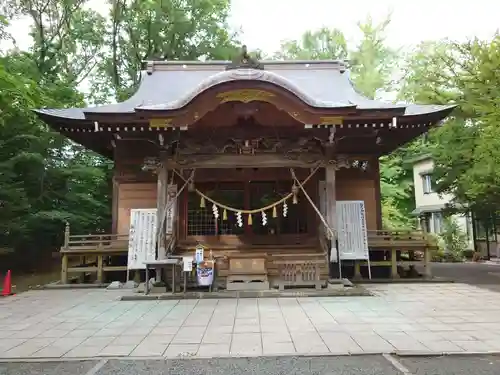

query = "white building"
[{"left": 410, "top": 154, "right": 475, "bottom": 250}]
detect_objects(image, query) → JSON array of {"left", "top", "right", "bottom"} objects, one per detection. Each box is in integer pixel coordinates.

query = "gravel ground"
[
  {"left": 0, "top": 360, "right": 98, "bottom": 375},
  {"left": 1, "top": 355, "right": 500, "bottom": 375},
  {"left": 98, "top": 355, "right": 399, "bottom": 375},
  {"left": 400, "top": 355, "right": 500, "bottom": 375}
]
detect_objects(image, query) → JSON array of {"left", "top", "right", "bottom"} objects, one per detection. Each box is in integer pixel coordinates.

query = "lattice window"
[
  {"left": 187, "top": 185, "right": 245, "bottom": 236},
  {"left": 186, "top": 181, "right": 308, "bottom": 236},
  {"left": 187, "top": 192, "right": 216, "bottom": 235}
]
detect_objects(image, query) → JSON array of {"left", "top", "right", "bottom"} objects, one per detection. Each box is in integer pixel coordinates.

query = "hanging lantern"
[
  {"left": 272, "top": 205, "right": 277, "bottom": 218},
  {"left": 291, "top": 183, "right": 299, "bottom": 204},
  {"left": 248, "top": 213, "right": 253, "bottom": 225},
  {"left": 200, "top": 196, "right": 205, "bottom": 208},
  {"left": 223, "top": 208, "right": 228, "bottom": 221}
]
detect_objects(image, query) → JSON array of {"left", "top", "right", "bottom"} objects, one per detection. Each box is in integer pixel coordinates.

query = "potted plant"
[{"left": 150, "top": 281, "right": 167, "bottom": 294}]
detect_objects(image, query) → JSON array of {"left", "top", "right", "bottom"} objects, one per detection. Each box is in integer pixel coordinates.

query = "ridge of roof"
[
  {"left": 33, "top": 65, "right": 457, "bottom": 121},
  {"left": 141, "top": 59, "right": 349, "bottom": 66}
]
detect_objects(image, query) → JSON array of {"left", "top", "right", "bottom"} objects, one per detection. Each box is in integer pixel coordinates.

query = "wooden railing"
[
  {"left": 60, "top": 223, "right": 129, "bottom": 284},
  {"left": 362, "top": 229, "right": 435, "bottom": 279},
  {"left": 59, "top": 224, "right": 435, "bottom": 284}
]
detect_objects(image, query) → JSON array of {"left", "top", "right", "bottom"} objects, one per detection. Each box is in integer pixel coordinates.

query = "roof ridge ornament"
[{"left": 226, "top": 45, "right": 263, "bottom": 70}]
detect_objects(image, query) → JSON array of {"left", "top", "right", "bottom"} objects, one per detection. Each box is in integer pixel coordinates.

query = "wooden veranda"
[{"left": 59, "top": 223, "right": 437, "bottom": 286}]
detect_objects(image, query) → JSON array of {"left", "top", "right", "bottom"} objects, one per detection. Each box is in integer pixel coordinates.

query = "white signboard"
[
  {"left": 166, "top": 185, "right": 177, "bottom": 234},
  {"left": 183, "top": 256, "right": 193, "bottom": 272},
  {"left": 127, "top": 208, "right": 158, "bottom": 270},
  {"left": 336, "top": 201, "right": 369, "bottom": 260}
]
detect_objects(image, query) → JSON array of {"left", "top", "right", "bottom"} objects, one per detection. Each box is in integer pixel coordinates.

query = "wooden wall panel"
[
  {"left": 117, "top": 183, "right": 157, "bottom": 234},
  {"left": 336, "top": 169, "right": 378, "bottom": 230}
]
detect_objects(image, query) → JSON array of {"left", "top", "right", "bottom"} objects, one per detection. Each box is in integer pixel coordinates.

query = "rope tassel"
[
  {"left": 272, "top": 205, "right": 277, "bottom": 218},
  {"left": 247, "top": 213, "right": 252, "bottom": 225},
  {"left": 200, "top": 196, "right": 205, "bottom": 208},
  {"left": 223, "top": 208, "right": 227, "bottom": 221}
]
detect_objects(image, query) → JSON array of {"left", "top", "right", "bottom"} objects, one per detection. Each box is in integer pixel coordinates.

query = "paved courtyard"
[{"left": 1, "top": 283, "right": 500, "bottom": 360}]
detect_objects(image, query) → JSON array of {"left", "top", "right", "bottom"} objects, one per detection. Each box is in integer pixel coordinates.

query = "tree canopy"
[
  {"left": 0, "top": 0, "right": 238, "bottom": 268},
  {"left": 276, "top": 16, "right": 414, "bottom": 229},
  {"left": 1, "top": 1, "right": 498, "bottom": 269},
  {"left": 400, "top": 36, "right": 500, "bottom": 222}
]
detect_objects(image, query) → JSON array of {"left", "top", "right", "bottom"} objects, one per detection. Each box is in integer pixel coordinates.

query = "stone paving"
[{"left": 1, "top": 283, "right": 500, "bottom": 359}]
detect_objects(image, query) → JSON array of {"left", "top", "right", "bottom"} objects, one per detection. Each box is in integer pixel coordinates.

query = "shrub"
[{"left": 439, "top": 217, "right": 468, "bottom": 262}]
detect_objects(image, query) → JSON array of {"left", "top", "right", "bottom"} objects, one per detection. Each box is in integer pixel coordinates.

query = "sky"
[{"left": 5, "top": 0, "right": 500, "bottom": 54}]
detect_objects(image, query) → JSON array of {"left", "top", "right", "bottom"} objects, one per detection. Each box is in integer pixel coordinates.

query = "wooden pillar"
[
  {"left": 97, "top": 255, "right": 104, "bottom": 283},
  {"left": 61, "top": 222, "right": 70, "bottom": 284},
  {"left": 354, "top": 261, "right": 362, "bottom": 279},
  {"left": 156, "top": 162, "right": 168, "bottom": 261},
  {"left": 111, "top": 176, "right": 119, "bottom": 234},
  {"left": 373, "top": 157, "right": 383, "bottom": 230},
  {"left": 423, "top": 248, "right": 432, "bottom": 278},
  {"left": 325, "top": 164, "right": 337, "bottom": 242},
  {"left": 325, "top": 164, "right": 338, "bottom": 279},
  {"left": 391, "top": 248, "right": 399, "bottom": 278},
  {"left": 61, "top": 254, "right": 68, "bottom": 284}
]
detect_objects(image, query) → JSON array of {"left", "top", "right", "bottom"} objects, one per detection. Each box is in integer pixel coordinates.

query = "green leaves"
[
  {"left": 401, "top": 34, "right": 500, "bottom": 220},
  {"left": 91, "top": 0, "right": 238, "bottom": 102},
  {"left": 0, "top": 0, "right": 238, "bottom": 265},
  {"left": 276, "top": 16, "right": 412, "bottom": 229},
  {"left": 274, "top": 28, "right": 348, "bottom": 60}
]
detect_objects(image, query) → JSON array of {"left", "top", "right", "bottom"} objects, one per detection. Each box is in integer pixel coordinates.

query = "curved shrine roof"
[{"left": 35, "top": 60, "right": 454, "bottom": 121}]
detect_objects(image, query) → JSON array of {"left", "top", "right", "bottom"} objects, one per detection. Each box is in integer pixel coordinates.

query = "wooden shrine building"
[{"left": 36, "top": 50, "right": 455, "bottom": 289}]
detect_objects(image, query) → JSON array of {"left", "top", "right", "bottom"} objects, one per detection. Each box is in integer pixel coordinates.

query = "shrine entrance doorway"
[
  {"left": 184, "top": 173, "right": 313, "bottom": 244},
  {"left": 249, "top": 181, "right": 308, "bottom": 237}
]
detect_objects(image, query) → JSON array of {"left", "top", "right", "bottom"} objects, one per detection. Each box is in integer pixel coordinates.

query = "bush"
[
  {"left": 431, "top": 248, "right": 445, "bottom": 262},
  {"left": 439, "top": 217, "right": 468, "bottom": 262}
]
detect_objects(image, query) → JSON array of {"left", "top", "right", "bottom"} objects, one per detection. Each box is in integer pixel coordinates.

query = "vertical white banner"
[
  {"left": 127, "top": 208, "right": 158, "bottom": 270},
  {"left": 336, "top": 201, "right": 369, "bottom": 260}
]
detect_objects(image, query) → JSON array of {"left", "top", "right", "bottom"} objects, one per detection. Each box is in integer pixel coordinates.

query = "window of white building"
[
  {"left": 422, "top": 174, "right": 433, "bottom": 194},
  {"left": 424, "top": 212, "right": 443, "bottom": 234}
]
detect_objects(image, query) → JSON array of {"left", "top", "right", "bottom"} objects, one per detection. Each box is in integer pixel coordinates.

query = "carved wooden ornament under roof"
[{"left": 226, "top": 45, "right": 264, "bottom": 70}]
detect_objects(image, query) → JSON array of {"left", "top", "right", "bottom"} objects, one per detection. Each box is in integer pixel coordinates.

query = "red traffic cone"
[{"left": 1, "top": 270, "right": 13, "bottom": 297}]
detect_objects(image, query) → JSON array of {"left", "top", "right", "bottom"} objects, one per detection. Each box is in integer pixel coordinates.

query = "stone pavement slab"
[{"left": 1, "top": 284, "right": 500, "bottom": 359}]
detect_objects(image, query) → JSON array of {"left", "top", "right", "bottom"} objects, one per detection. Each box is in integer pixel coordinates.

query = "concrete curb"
[
  {"left": 1, "top": 351, "right": 500, "bottom": 363},
  {"left": 119, "top": 287, "right": 372, "bottom": 301},
  {"left": 42, "top": 283, "right": 110, "bottom": 290},
  {"left": 355, "top": 277, "right": 454, "bottom": 284}
]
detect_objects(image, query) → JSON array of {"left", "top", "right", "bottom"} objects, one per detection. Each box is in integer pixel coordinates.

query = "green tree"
[
  {"left": 1, "top": 0, "right": 240, "bottom": 270},
  {"left": 91, "top": 0, "right": 239, "bottom": 102},
  {"left": 400, "top": 36, "right": 500, "bottom": 223},
  {"left": 0, "top": 1, "right": 111, "bottom": 268},
  {"left": 275, "top": 15, "right": 413, "bottom": 229},
  {"left": 274, "top": 27, "right": 348, "bottom": 60}
]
